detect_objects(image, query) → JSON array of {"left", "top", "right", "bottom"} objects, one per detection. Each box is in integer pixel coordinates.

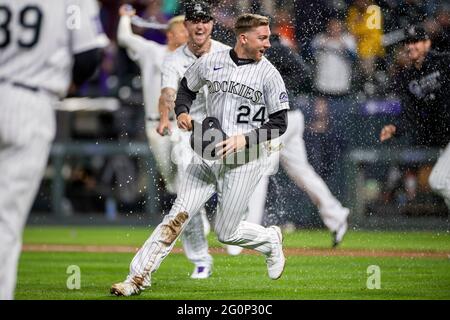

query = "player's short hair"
[
  {"left": 167, "top": 15, "right": 185, "bottom": 32},
  {"left": 234, "top": 14, "right": 270, "bottom": 36}
]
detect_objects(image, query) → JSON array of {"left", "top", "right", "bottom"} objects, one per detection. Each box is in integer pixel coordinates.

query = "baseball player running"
[
  {"left": 227, "top": 31, "right": 350, "bottom": 256},
  {"left": 118, "top": 5, "right": 215, "bottom": 279},
  {"left": 111, "top": 13, "right": 288, "bottom": 296},
  {"left": 0, "top": 0, "right": 108, "bottom": 300},
  {"left": 380, "top": 26, "right": 450, "bottom": 210},
  {"left": 155, "top": 1, "right": 229, "bottom": 279}
]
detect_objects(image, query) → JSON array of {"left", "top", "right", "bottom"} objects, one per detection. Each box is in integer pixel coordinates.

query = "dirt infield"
[{"left": 22, "top": 244, "right": 450, "bottom": 259}]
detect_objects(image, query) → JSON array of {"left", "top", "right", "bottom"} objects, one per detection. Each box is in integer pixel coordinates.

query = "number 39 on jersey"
[{"left": 0, "top": 5, "right": 43, "bottom": 49}]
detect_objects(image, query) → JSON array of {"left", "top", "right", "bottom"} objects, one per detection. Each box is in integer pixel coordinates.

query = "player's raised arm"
[
  {"left": 117, "top": 5, "right": 141, "bottom": 49},
  {"left": 117, "top": 5, "right": 158, "bottom": 60}
]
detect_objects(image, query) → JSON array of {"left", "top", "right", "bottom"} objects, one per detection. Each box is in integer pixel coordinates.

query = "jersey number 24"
[{"left": 237, "top": 105, "right": 266, "bottom": 125}]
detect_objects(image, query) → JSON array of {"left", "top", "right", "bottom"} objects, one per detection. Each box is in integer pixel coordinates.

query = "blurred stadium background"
[{"left": 29, "top": 0, "right": 449, "bottom": 231}]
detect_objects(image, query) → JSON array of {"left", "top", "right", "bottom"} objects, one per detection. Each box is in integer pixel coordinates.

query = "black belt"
[
  {"left": 0, "top": 78, "right": 39, "bottom": 92},
  {"left": 146, "top": 116, "right": 175, "bottom": 121}
]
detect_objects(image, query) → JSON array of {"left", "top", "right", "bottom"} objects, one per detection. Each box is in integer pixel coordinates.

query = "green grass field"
[{"left": 16, "top": 226, "right": 450, "bottom": 300}]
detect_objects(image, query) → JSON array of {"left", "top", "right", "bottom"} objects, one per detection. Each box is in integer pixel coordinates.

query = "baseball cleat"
[
  {"left": 226, "top": 245, "right": 243, "bottom": 256},
  {"left": 266, "top": 226, "right": 285, "bottom": 280},
  {"left": 110, "top": 281, "right": 141, "bottom": 296},
  {"left": 190, "top": 265, "right": 212, "bottom": 279},
  {"left": 332, "top": 208, "right": 350, "bottom": 248}
]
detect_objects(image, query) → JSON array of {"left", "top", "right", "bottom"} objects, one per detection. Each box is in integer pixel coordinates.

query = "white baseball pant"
[
  {"left": 247, "top": 110, "right": 348, "bottom": 231},
  {"left": 145, "top": 120, "right": 178, "bottom": 194},
  {"left": 147, "top": 126, "right": 212, "bottom": 269},
  {"left": 125, "top": 152, "right": 275, "bottom": 287},
  {"left": 428, "top": 142, "right": 450, "bottom": 210},
  {"left": 0, "top": 85, "right": 56, "bottom": 300}
]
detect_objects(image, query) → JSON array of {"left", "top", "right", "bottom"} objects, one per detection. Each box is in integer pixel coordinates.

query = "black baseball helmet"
[
  {"left": 184, "top": 1, "right": 213, "bottom": 22},
  {"left": 403, "top": 25, "right": 429, "bottom": 44},
  {"left": 190, "top": 117, "right": 228, "bottom": 160}
]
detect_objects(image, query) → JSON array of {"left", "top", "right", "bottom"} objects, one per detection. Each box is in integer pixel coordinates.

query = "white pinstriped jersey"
[
  {"left": 184, "top": 49, "right": 290, "bottom": 136},
  {"left": 117, "top": 15, "right": 168, "bottom": 119},
  {"left": 0, "top": 0, "right": 108, "bottom": 97},
  {"left": 161, "top": 39, "right": 230, "bottom": 122}
]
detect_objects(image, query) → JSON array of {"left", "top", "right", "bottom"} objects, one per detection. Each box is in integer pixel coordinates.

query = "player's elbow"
[
  {"left": 72, "top": 48, "right": 103, "bottom": 87},
  {"left": 117, "top": 17, "right": 131, "bottom": 47},
  {"left": 158, "top": 94, "right": 167, "bottom": 108},
  {"left": 117, "top": 29, "right": 131, "bottom": 48},
  {"left": 271, "top": 109, "right": 288, "bottom": 137},
  {"left": 160, "top": 89, "right": 176, "bottom": 110},
  {"left": 117, "top": 35, "right": 126, "bottom": 48},
  {"left": 278, "top": 121, "right": 287, "bottom": 137}
]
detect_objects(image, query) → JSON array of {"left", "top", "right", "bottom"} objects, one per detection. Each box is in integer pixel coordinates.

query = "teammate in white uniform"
[
  {"left": 117, "top": 5, "right": 186, "bottom": 195},
  {"left": 111, "top": 13, "right": 288, "bottom": 296},
  {"left": 0, "top": 0, "right": 108, "bottom": 300},
  {"left": 156, "top": 2, "right": 229, "bottom": 279},
  {"left": 117, "top": 3, "right": 227, "bottom": 279}
]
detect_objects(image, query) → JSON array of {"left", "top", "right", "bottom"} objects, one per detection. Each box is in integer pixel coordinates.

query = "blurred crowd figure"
[
  {"left": 347, "top": 0, "right": 385, "bottom": 80},
  {"left": 311, "top": 18, "right": 357, "bottom": 97}
]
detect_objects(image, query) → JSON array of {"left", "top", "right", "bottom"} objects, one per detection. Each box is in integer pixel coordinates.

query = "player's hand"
[
  {"left": 119, "top": 4, "right": 136, "bottom": 17},
  {"left": 380, "top": 124, "right": 396, "bottom": 142},
  {"left": 157, "top": 120, "right": 172, "bottom": 136},
  {"left": 177, "top": 113, "right": 193, "bottom": 131},
  {"left": 215, "top": 134, "right": 246, "bottom": 158}
]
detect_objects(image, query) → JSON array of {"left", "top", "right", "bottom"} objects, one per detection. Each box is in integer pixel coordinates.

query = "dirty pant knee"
[
  {"left": 160, "top": 211, "right": 190, "bottom": 245},
  {"left": 129, "top": 211, "right": 190, "bottom": 282}
]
